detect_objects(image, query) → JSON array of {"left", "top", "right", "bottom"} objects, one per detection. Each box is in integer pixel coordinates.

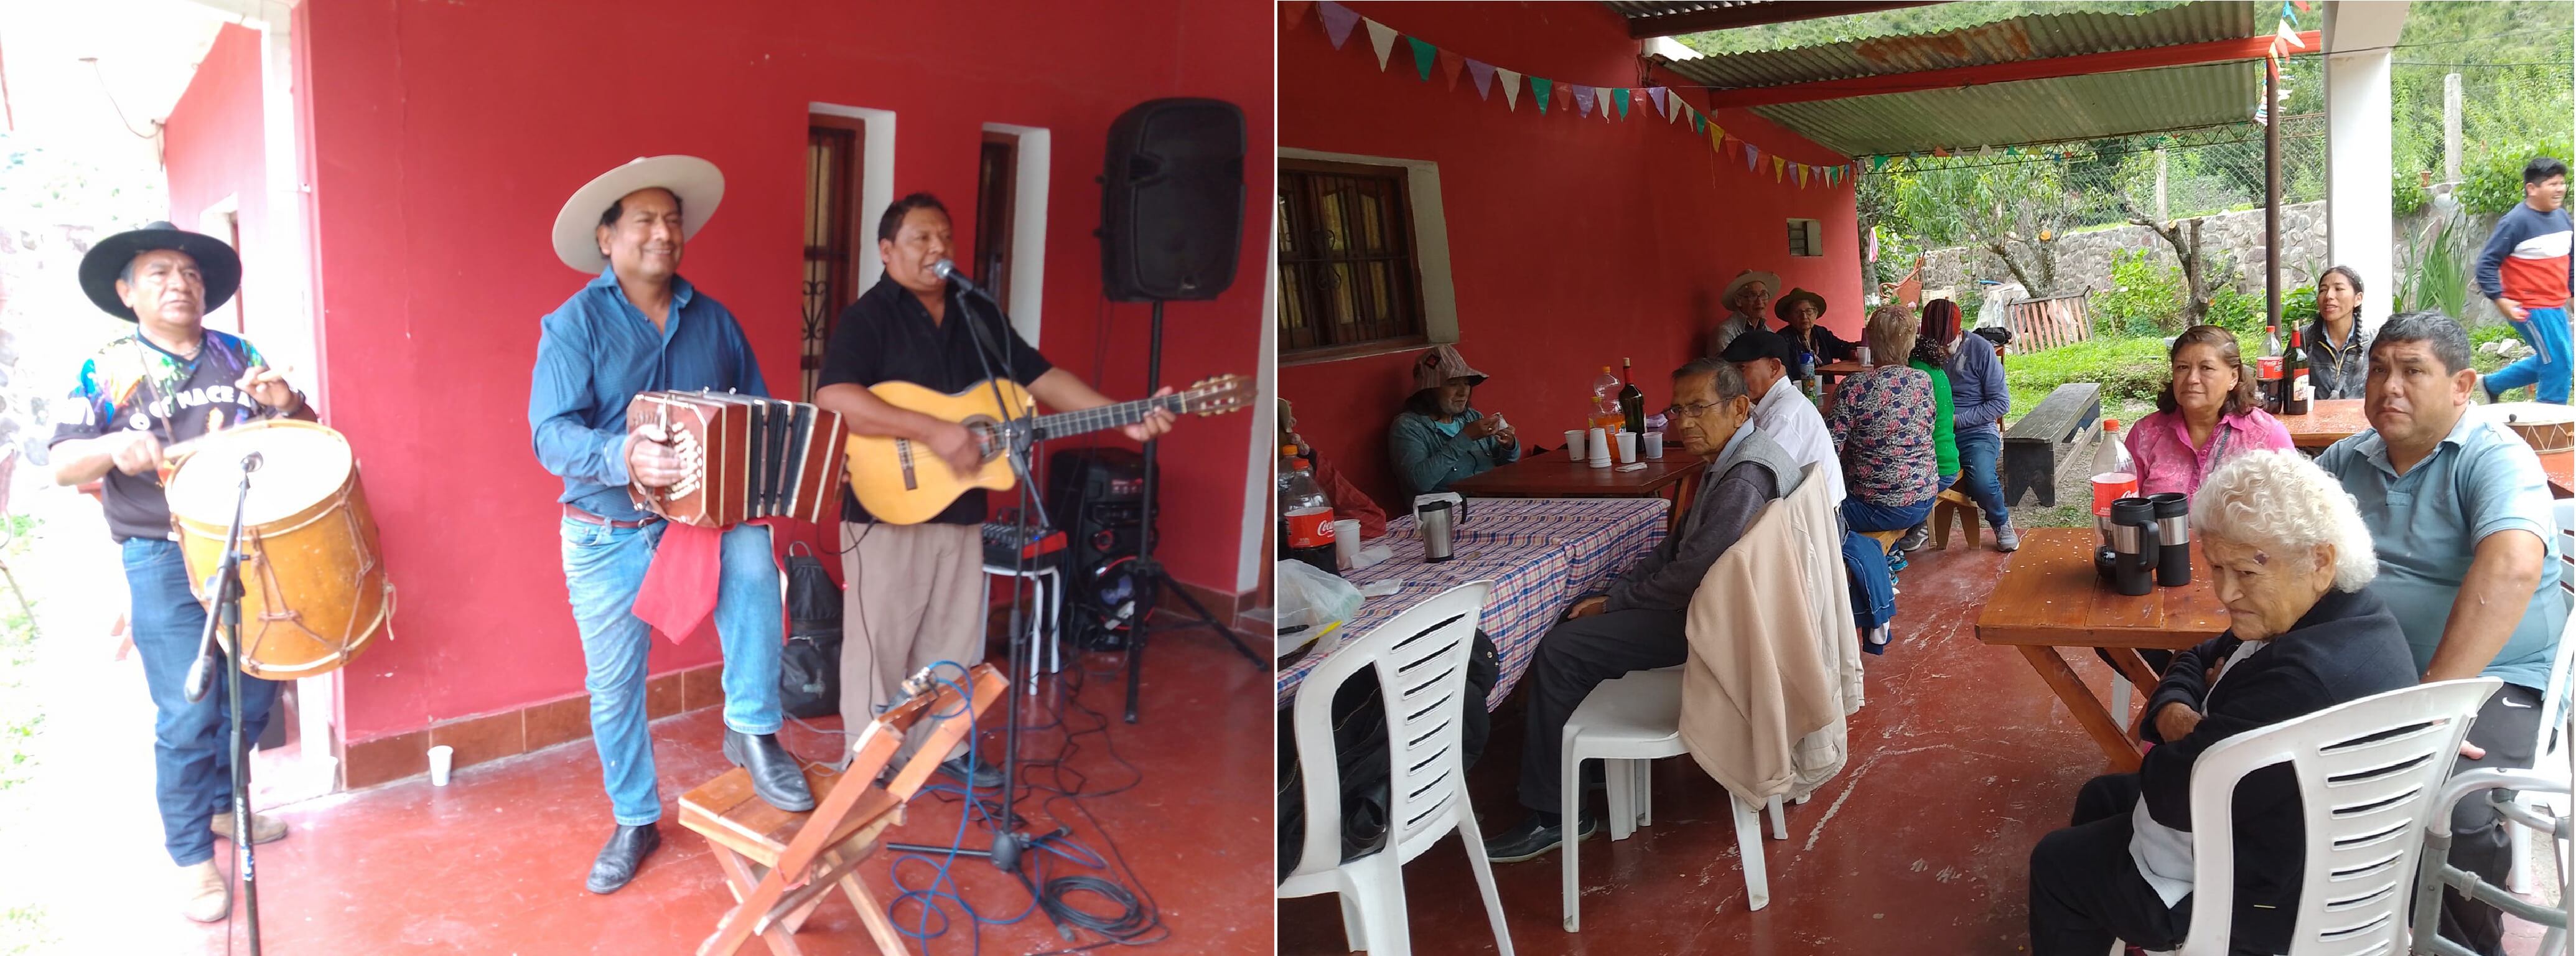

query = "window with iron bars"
[{"left": 1277, "top": 158, "right": 1429, "bottom": 359}]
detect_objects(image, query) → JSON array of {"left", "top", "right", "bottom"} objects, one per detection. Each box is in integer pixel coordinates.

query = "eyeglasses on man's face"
[{"left": 1661, "top": 401, "right": 1724, "bottom": 419}]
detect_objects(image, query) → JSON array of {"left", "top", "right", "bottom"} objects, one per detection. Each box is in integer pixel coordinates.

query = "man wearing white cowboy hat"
[
  {"left": 1710, "top": 268, "right": 1780, "bottom": 356},
  {"left": 528, "top": 155, "right": 813, "bottom": 894},
  {"left": 50, "top": 221, "right": 314, "bottom": 922}
]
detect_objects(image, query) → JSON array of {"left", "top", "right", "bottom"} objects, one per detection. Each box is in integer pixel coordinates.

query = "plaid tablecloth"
[{"left": 1276, "top": 497, "right": 1670, "bottom": 711}]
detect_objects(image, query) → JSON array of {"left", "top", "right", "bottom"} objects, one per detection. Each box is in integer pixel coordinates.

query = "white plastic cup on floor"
[
  {"left": 428, "top": 745, "right": 454, "bottom": 786},
  {"left": 1333, "top": 519, "right": 1362, "bottom": 569},
  {"left": 1615, "top": 431, "right": 1638, "bottom": 464}
]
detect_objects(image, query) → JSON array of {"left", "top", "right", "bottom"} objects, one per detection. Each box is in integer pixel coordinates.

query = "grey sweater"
[{"left": 1605, "top": 426, "right": 1806, "bottom": 613}]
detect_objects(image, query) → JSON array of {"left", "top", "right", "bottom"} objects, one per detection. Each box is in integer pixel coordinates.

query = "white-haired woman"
[{"left": 2027, "top": 450, "right": 2417, "bottom": 956}]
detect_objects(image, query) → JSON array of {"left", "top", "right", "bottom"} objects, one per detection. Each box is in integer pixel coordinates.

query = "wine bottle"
[
  {"left": 2284, "top": 327, "right": 2311, "bottom": 416},
  {"left": 1618, "top": 357, "right": 1646, "bottom": 434}
]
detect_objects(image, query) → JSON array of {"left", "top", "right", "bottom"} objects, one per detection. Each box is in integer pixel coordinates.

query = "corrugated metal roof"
[
  {"left": 1747, "top": 62, "right": 2259, "bottom": 156},
  {"left": 1648, "top": 1, "right": 2266, "bottom": 156},
  {"left": 1660, "top": 1, "right": 2256, "bottom": 89},
  {"left": 1602, "top": 1, "right": 1770, "bottom": 19}
]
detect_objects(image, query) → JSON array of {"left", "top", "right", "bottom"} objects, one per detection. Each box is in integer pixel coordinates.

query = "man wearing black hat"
[
  {"left": 1720, "top": 327, "right": 1846, "bottom": 508},
  {"left": 50, "top": 222, "right": 312, "bottom": 922}
]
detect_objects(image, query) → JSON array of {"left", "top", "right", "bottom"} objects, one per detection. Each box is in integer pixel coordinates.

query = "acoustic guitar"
[{"left": 846, "top": 373, "right": 1252, "bottom": 524}]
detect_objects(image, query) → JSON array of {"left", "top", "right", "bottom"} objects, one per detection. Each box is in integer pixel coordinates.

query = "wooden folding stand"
[{"left": 678, "top": 662, "right": 1009, "bottom": 956}]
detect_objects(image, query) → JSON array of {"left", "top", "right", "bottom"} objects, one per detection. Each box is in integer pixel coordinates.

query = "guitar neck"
[{"left": 1030, "top": 392, "right": 1192, "bottom": 442}]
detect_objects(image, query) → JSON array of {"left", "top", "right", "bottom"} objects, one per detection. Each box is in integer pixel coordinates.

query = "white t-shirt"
[{"left": 1750, "top": 377, "right": 1847, "bottom": 507}]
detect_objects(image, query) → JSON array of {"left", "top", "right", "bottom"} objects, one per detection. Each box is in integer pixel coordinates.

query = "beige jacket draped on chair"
[{"left": 1678, "top": 462, "right": 1863, "bottom": 805}]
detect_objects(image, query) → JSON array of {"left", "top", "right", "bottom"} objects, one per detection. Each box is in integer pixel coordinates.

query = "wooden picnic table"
[
  {"left": 2275, "top": 400, "right": 2574, "bottom": 497},
  {"left": 1814, "top": 360, "right": 1866, "bottom": 389},
  {"left": 1449, "top": 448, "right": 1703, "bottom": 530},
  {"left": 1974, "top": 527, "right": 2231, "bottom": 772}
]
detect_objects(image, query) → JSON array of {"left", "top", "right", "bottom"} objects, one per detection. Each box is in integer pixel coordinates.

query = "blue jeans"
[
  {"left": 2488, "top": 306, "right": 2572, "bottom": 405},
  {"left": 125, "top": 538, "right": 279, "bottom": 866},
  {"left": 1954, "top": 427, "right": 2011, "bottom": 525},
  {"left": 1842, "top": 495, "right": 1935, "bottom": 533},
  {"left": 559, "top": 518, "right": 784, "bottom": 825}
]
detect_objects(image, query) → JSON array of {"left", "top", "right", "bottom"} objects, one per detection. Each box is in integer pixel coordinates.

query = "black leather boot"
[
  {"left": 724, "top": 729, "right": 816, "bottom": 812},
  {"left": 586, "top": 823, "right": 661, "bottom": 894}
]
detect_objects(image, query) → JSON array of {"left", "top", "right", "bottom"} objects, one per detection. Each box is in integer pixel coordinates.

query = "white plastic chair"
[
  {"left": 1558, "top": 667, "right": 1785, "bottom": 930},
  {"left": 1279, "top": 582, "right": 1513, "bottom": 956},
  {"left": 2130, "top": 678, "right": 2500, "bottom": 956},
  {"left": 2504, "top": 523, "right": 2576, "bottom": 894}
]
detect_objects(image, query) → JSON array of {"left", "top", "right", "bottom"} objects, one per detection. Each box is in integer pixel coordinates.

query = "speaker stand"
[{"left": 1124, "top": 299, "right": 1263, "bottom": 724}]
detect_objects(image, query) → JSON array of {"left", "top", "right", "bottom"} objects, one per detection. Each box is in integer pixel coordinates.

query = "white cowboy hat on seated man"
[{"left": 551, "top": 155, "right": 725, "bottom": 273}]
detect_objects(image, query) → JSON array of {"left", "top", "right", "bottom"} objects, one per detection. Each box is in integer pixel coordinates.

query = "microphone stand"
[{"left": 184, "top": 452, "right": 262, "bottom": 955}]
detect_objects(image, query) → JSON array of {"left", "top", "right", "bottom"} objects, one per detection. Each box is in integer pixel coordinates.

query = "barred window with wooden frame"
[{"left": 1277, "top": 158, "right": 1428, "bottom": 360}]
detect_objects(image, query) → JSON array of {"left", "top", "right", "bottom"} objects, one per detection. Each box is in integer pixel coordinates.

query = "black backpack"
[
  {"left": 779, "top": 543, "right": 843, "bottom": 719},
  {"left": 1277, "top": 628, "right": 1499, "bottom": 878}
]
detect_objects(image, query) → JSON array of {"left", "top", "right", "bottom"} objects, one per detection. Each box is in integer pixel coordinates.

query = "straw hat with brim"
[
  {"left": 1773, "top": 288, "right": 1829, "bottom": 323},
  {"left": 551, "top": 155, "right": 725, "bottom": 273},
  {"left": 1721, "top": 269, "right": 1781, "bottom": 307},
  {"left": 1412, "top": 345, "right": 1490, "bottom": 392},
  {"left": 78, "top": 222, "right": 241, "bottom": 322}
]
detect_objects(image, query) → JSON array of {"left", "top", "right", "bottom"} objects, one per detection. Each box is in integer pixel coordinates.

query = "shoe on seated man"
[
  {"left": 209, "top": 810, "right": 287, "bottom": 845},
  {"left": 1992, "top": 517, "right": 2020, "bottom": 553},
  {"left": 1480, "top": 812, "right": 1600, "bottom": 864},
  {"left": 179, "top": 859, "right": 230, "bottom": 922}
]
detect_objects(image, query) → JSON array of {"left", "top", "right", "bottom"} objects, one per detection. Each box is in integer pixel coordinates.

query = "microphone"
[
  {"left": 930, "top": 258, "right": 980, "bottom": 296},
  {"left": 184, "top": 624, "right": 222, "bottom": 703}
]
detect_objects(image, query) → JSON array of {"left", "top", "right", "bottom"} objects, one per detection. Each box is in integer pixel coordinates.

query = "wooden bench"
[{"left": 2001, "top": 382, "right": 2102, "bottom": 507}]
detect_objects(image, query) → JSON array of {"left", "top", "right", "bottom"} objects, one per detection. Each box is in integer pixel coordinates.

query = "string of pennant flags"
[{"left": 1284, "top": 0, "right": 1855, "bottom": 189}]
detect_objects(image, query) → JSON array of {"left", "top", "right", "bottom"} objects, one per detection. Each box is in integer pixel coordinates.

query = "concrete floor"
[
  {"left": 1277, "top": 541, "right": 2562, "bottom": 955},
  {"left": 9, "top": 577, "right": 1271, "bottom": 956}
]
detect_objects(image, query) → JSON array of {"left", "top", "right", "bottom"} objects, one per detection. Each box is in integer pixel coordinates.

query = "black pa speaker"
[
  {"left": 1047, "top": 448, "right": 1159, "bottom": 650},
  {"left": 1098, "top": 98, "right": 1246, "bottom": 302}
]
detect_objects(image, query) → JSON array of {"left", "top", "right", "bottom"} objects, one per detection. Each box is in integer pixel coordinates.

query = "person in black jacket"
[{"left": 2029, "top": 450, "right": 2419, "bottom": 955}]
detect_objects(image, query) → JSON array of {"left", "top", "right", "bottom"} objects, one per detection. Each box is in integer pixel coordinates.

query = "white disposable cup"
[
  {"left": 1333, "top": 519, "right": 1363, "bottom": 568},
  {"left": 1564, "top": 429, "right": 1586, "bottom": 456},
  {"left": 1587, "top": 427, "right": 1612, "bottom": 468},
  {"left": 1855, "top": 346, "right": 1873, "bottom": 367},
  {"left": 1643, "top": 431, "right": 1666, "bottom": 459},
  {"left": 428, "top": 745, "right": 454, "bottom": 787},
  {"left": 1615, "top": 431, "right": 1638, "bottom": 464}
]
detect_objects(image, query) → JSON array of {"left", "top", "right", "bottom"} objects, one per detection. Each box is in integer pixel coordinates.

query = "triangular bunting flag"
[
  {"left": 1710, "top": 124, "right": 1725, "bottom": 144},
  {"left": 1439, "top": 49, "right": 1465, "bottom": 90},
  {"left": 2292, "top": 0, "right": 2310, "bottom": 10},
  {"left": 1469, "top": 59, "right": 1496, "bottom": 99},
  {"left": 1529, "top": 77, "right": 1551, "bottom": 114},
  {"left": 1281, "top": 0, "right": 1313, "bottom": 29},
  {"left": 1646, "top": 87, "right": 1668, "bottom": 118},
  {"left": 1613, "top": 87, "right": 1630, "bottom": 120},
  {"left": 1691, "top": 111, "right": 1704, "bottom": 134},
  {"left": 1406, "top": 37, "right": 1436, "bottom": 82},
  {"left": 1318, "top": 1, "right": 1359, "bottom": 49},
  {"left": 1796, "top": 164, "right": 1809, "bottom": 187},
  {"left": 1744, "top": 143, "right": 1759, "bottom": 171},
  {"left": 1498, "top": 68, "right": 1521, "bottom": 110},
  {"left": 1931, "top": 146, "right": 1950, "bottom": 158},
  {"left": 1872, "top": 155, "right": 1888, "bottom": 171},
  {"left": 1773, "top": 155, "right": 1785, "bottom": 181},
  {"left": 2275, "top": 21, "right": 2306, "bottom": 48},
  {"left": 1364, "top": 19, "right": 1399, "bottom": 70},
  {"left": 1570, "top": 85, "right": 1595, "bottom": 117},
  {"left": 1709, "top": 125, "right": 1722, "bottom": 154}
]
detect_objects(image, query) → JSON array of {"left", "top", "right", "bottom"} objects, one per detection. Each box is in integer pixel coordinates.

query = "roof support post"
[
  {"left": 2267, "top": 57, "right": 2282, "bottom": 332},
  {"left": 2324, "top": 1, "right": 2406, "bottom": 339}
]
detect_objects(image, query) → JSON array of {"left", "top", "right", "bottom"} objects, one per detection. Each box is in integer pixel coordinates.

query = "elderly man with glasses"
[{"left": 1481, "top": 357, "right": 1807, "bottom": 863}]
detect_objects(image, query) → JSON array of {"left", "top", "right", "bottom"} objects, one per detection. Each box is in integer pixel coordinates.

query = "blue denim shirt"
[
  {"left": 529, "top": 268, "right": 768, "bottom": 521},
  {"left": 2317, "top": 410, "right": 2565, "bottom": 690}
]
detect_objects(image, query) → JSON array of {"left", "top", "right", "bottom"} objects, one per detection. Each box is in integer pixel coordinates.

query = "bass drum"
[{"left": 164, "top": 419, "right": 394, "bottom": 681}]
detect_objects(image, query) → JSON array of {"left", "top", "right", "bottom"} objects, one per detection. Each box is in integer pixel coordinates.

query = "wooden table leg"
[
  {"left": 2101, "top": 647, "right": 2161, "bottom": 690},
  {"left": 2017, "top": 645, "right": 2143, "bottom": 773}
]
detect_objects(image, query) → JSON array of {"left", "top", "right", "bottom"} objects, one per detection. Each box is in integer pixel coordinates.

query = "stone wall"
[{"left": 1921, "top": 201, "right": 2331, "bottom": 298}]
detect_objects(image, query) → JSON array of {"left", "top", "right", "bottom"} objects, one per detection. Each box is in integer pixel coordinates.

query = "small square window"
[{"left": 1787, "top": 218, "right": 1824, "bottom": 258}]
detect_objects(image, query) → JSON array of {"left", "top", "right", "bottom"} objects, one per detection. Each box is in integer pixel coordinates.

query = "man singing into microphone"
[
  {"left": 50, "top": 222, "right": 312, "bottom": 922},
  {"left": 528, "top": 156, "right": 813, "bottom": 895},
  {"left": 813, "top": 192, "right": 1175, "bottom": 784}
]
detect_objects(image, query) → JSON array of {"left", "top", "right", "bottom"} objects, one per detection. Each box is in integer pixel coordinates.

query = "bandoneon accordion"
[{"left": 625, "top": 390, "right": 850, "bottom": 528}]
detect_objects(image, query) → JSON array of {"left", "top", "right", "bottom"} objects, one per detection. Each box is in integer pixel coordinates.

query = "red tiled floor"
[
  {"left": 1279, "top": 541, "right": 2562, "bottom": 955},
  {"left": 67, "top": 622, "right": 1270, "bottom": 955}
]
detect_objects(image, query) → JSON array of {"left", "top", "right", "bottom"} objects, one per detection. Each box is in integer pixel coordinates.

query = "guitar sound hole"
[{"left": 967, "top": 419, "right": 1001, "bottom": 461}]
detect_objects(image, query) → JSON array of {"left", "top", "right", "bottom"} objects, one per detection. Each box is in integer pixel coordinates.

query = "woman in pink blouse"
[{"left": 2125, "top": 325, "right": 2294, "bottom": 497}]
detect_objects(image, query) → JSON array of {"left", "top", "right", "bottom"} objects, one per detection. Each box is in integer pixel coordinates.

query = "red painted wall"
[
  {"left": 1278, "top": 1, "right": 1861, "bottom": 508},
  {"left": 161, "top": 24, "right": 274, "bottom": 349},
  {"left": 287, "top": 0, "right": 1270, "bottom": 743}
]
